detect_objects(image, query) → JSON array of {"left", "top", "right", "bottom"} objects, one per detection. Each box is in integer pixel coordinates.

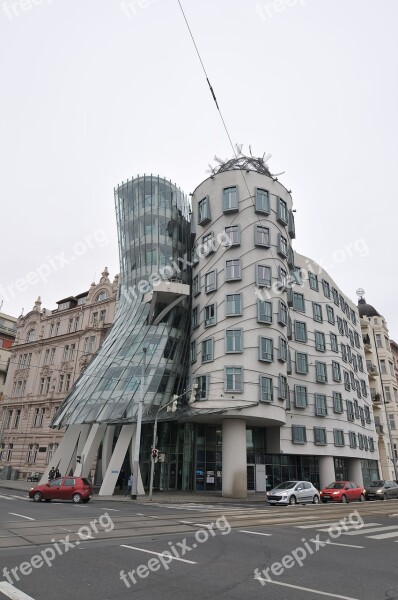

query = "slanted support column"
[
  {"left": 72, "top": 425, "right": 91, "bottom": 476},
  {"left": 222, "top": 419, "right": 247, "bottom": 499},
  {"left": 99, "top": 424, "right": 144, "bottom": 496},
  {"left": 347, "top": 458, "right": 364, "bottom": 488},
  {"left": 318, "top": 456, "right": 335, "bottom": 490},
  {"left": 74, "top": 423, "right": 106, "bottom": 478},
  {"left": 102, "top": 425, "right": 115, "bottom": 479},
  {"left": 131, "top": 425, "right": 145, "bottom": 496},
  {"left": 39, "top": 425, "right": 83, "bottom": 484}
]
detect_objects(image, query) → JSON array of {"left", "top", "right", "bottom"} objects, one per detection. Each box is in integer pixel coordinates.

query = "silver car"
[
  {"left": 267, "top": 480, "right": 320, "bottom": 505},
  {"left": 364, "top": 480, "right": 398, "bottom": 501}
]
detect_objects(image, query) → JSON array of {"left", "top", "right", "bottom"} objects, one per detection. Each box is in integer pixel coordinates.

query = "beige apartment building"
[
  {"left": 0, "top": 269, "right": 118, "bottom": 478},
  {"left": 359, "top": 297, "right": 398, "bottom": 480},
  {"left": 0, "top": 311, "right": 17, "bottom": 398}
]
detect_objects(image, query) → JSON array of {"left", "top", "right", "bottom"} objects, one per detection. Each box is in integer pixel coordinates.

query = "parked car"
[
  {"left": 29, "top": 476, "right": 92, "bottom": 503},
  {"left": 364, "top": 480, "right": 398, "bottom": 501},
  {"left": 266, "top": 480, "right": 320, "bottom": 505},
  {"left": 26, "top": 472, "right": 42, "bottom": 482},
  {"left": 320, "top": 481, "right": 365, "bottom": 503}
]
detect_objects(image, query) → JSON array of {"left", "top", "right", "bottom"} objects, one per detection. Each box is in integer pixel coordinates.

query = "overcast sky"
[{"left": 1, "top": 0, "right": 397, "bottom": 336}]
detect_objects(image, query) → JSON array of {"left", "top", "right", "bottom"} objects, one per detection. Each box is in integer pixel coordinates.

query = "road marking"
[
  {"left": 297, "top": 522, "right": 349, "bottom": 529},
  {"left": 9, "top": 495, "right": 29, "bottom": 500},
  {"left": 317, "top": 523, "right": 380, "bottom": 532},
  {"left": 0, "top": 495, "right": 13, "bottom": 500},
  {"left": 342, "top": 526, "right": 398, "bottom": 536},
  {"left": 326, "top": 542, "right": 364, "bottom": 548},
  {"left": 254, "top": 578, "right": 361, "bottom": 599},
  {"left": 367, "top": 530, "right": 398, "bottom": 539},
  {"left": 194, "top": 523, "right": 212, "bottom": 527},
  {"left": 8, "top": 513, "right": 35, "bottom": 521},
  {"left": 390, "top": 513, "right": 398, "bottom": 517},
  {"left": 179, "top": 520, "right": 194, "bottom": 524},
  {"left": 239, "top": 530, "right": 272, "bottom": 536},
  {"left": 0, "top": 581, "right": 36, "bottom": 599},
  {"left": 136, "top": 513, "right": 144, "bottom": 516},
  {"left": 121, "top": 545, "right": 197, "bottom": 564},
  {"left": 99, "top": 508, "right": 120, "bottom": 512}
]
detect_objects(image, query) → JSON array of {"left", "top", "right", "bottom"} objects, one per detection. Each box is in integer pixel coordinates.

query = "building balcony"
[
  {"left": 375, "top": 424, "right": 384, "bottom": 436},
  {"left": 362, "top": 334, "right": 371, "bottom": 349},
  {"left": 367, "top": 362, "right": 378, "bottom": 378},
  {"left": 371, "top": 393, "right": 382, "bottom": 405}
]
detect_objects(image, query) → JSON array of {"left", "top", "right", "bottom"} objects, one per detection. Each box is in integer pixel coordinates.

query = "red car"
[
  {"left": 320, "top": 481, "right": 365, "bottom": 503},
  {"left": 29, "top": 476, "right": 92, "bottom": 504}
]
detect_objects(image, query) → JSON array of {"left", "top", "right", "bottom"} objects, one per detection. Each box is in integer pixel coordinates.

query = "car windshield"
[
  {"left": 273, "top": 481, "right": 297, "bottom": 490},
  {"left": 325, "top": 482, "right": 344, "bottom": 489},
  {"left": 370, "top": 480, "right": 385, "bottom": 487}
]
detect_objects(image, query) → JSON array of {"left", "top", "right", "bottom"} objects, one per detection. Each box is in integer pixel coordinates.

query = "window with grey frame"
[
  {"left": 195, "top": 375, "right": 209, "bottom": 400},
  {"left": 278, "top": 375, "right": 288, "bottom": 400},
  {"left": 204, "top": 303, "right": 216, "bottom": 327},
  {"left": 315, "top": 394, "right": 328, "bottom": 416},
  {"left": 225, "top": 366, "right": 243, "bottom": 392},
  {"left": 257, "top": 299, "right": 272, "bottom": 324},
  {"left": 326, "top": 305, "right": 335, "bottom": 324},
  {"left": 202, "top": 338, "right": 214, "bottom": 363},
  {"left": 255, "top": 188, "right": 270, "bottom": 214},
  {"left": 204, "top": 270, "right": 217, "bottom": 293},
  {"left": 259, "top": 375, "right": 273, "bottom": 402},
  {"left": 332, "top": 360, "right": 341, "bottom": 382},
  {"left": 292, "top": 425, "right": 307, "bottom": 444},
  {"left": 313, "top": 302, "right": 323, "bottom": 322},
  {"left": 223, "top": 186, "right": 238, "bottom": 212},
  {"left": 224, "top": 224, "right": 240, "bottom": 246},
  {"left": 333, "top": 391, "right": 343, "bottom": 413},
  {"left": 333, "top": 429, "right": 345, "bottom": 447},
  {"left": 190, "top": 340, "right": 196, "bottom": 363},
  {"left": 198, "top": 196, "right": 211, "bottom": 224},
  {"left": 322, "top": 280, "right": 330, "bottom": 298},
  {"left": 346, "top": 400, "right": 355, "bottom": 422},
  {"left": 202, "top": 231, "right": 215, "bottom": 255},
  {"left": 277, "top": 197, "right": 288, "bottom": 225},
  {"left": 315, "top": 361, "right": 327, "bottom": 383},
  {"left": 294, "top": 385, "right": 308, "bottom": 408},
  {"left": 259, "top": 337, "right": 273, "bottom": 362},
  {"left": 330, "top": 333, "right": 338, "bottom": 352},
  {"left": 225, "top": 329, "right": 243, "bottom": 353},
  {"left": 226, "top": 293, "right": 242, "bottom": 316},
  {"left": 293, "top": 292, "right": 305, "bottom": 312},
  {"left": 278, "top": 300, "right": 287, "bottom": 326},
  {"left": 225, "top": 259, "right": 241, "bottom": 281},
  {"left": 295, "top": 351, "right": 308, "bottom": 374},
  {"left": 278, "top": 266, "right": 287, "bottom": 290},
  {"left": 256, "top": 264, "right": 272, "bottom": 287},
  {"left": 349, "top": 431, "right": 357, "bottom": 448},
  {"left": 314, "top": 427, "right": 327, "bottom": 445},
  {"left": 308, "top": 272, "right": 318, "bottom": 291},
  {"left": 192, "top": 274, "right": 200, "bottom": 296},
  {"left": 294, "top": 321, "right": 307, "bottom": 342},
  {"left": 277, "top": 234, "right": 288, "bottom": 257},
  {"left": 192, "top": 306, "right": 199, "bottom": 328},
  {"left": 278, "top": 337, "right": 288, "bottom": 362},
  {"left": 315, "top": 331, "right": 326, "bottom": 352},
  {"left": 254, "top": 224, "right": 270, "bottom": 247}
]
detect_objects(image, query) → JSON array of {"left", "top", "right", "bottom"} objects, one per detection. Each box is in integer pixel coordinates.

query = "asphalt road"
[{"left": 0, "top": 493, "right": 398, "bottom": 600}]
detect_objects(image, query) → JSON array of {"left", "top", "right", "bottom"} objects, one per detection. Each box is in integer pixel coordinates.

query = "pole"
[
  {"left": 148, "top": 416, "right": 158, "bottom": 501},
  {"left": 131, "top": 347, "right": 146, "bottom": 499}
]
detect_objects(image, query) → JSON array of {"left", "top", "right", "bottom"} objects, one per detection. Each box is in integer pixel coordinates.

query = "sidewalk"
[{"left": 0, "top": 479, "right": 266, "bottom": 503}]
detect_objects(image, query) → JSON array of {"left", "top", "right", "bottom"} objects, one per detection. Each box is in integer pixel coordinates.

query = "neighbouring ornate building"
[
  {"left": 0, "top": 311, "right": 17, "bottom": 398},
  {"left": 358, "top": 297, "right": 398, "bottom": 480},
  {"left": 0, "top": 269, "right": 118, "bottom": 478}
]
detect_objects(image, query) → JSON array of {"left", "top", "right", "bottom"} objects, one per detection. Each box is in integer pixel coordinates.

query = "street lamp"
[{"left": 131, "top": 347, "right": 147, "bottom": 499}]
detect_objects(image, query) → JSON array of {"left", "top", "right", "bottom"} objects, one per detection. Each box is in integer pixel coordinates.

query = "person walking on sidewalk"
[{"left": 124, "top": 474, "right": 133, "bottom": 496}]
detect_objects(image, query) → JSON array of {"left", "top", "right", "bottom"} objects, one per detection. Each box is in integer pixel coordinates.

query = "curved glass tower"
[{"left": 52, "top": 175, "right": 192, "bottom": 427}]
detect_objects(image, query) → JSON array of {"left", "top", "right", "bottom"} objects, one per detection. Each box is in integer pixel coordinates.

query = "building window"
[
  {"left": 364, "top": 405, "right": 371, "bottom": 424},
  {"left": 326, "top": 305, "right": 335, "bottom": 324},
  {"left": 96, "top": 291, "right": 108, "bottom": 302},
  {"left": 204, "top": 270, "right": 217, "bottom": 293},
  {"left": 277, "top": 234, "right": 288, "bottom": 257},
  {"left": 375, "top": 333, "right": 382, "bottom": 348},
  {"left": 193, "top": 274, "right": 200, "bottom": 296},
  {"left": 312, "top": 303, "right": 323, "bottom": 323},
  {"left": 278, "top": 266, "right": 287, "bottom": 290},
  {"left": 198, "top": 196, "right": 211, "bottom": 224},
  {"left": 315, "top": 331, "right": 326, "bottom": 352},
  {"left": 257, "top": 300, "right": 272, "bottom": 324},
  {"left": 308, "top": 272, "right": 318, "bottom": 291},
  {"left": 225, "top": 225, "right": 240, "bottom": 246},
  {"left": 4, "top": 410, "right": 13, "bottom": 429},
  {"left": 278, "top": 337, "right": 288, "bottom": 362},
  {"left": 58, "top": 374, "right": 64, "bottom": 393},
  {"left": 74, "top": 316, "right": 80, "bottom": 331},
  {"left": 333, "top": 392, "right": 343, "bottom": 413},
  {"left": 255, "top": 225, "right": 270, "bottom": 247},
  {"left": 369, "top": 438, "right": 375, "bottom": 452},
  {"left": 294, "top": 321, "right": 307, "bottom": 343},
  {"left": 192, "top": 306, "right": 199, "bottom": 328},
  {"left": 349, "top": 432, "right": 357, "bottom": 449},
  {"left": 322, "top": 280, "right": 330, "bottom": 298},
  {"left": 226, "top": 294, "right": 242, "bottom": 316},
  {"left": 225, "top": 259, "right": 241, "bottom": 280},
  {"left": 278, "top": 375, "right": 288, "bottom": 400},
  {"left": 346, "top": 400, "right": 355, "bottom": 421},
  {"left": 314, "top": 427, "right": 327, "bottom": 445},
  {"left": 295, "top": 352, "right": 308, "bottom": 374},
  {"left": 292, "top": 425, "right": 307, "bottom": 444},
  {"left": 34, "top": 407, "right": 45, "bottom": 428},
  {"left": 194, "top": 375, "right": 209, "bottom": 400},
  {"left": 333, "top": 429, "right": 345, "bottom": 447},
  {"left": 315, "top": 362, "right": 327, "bottom": 383},
  {"left": 379, "top": 359, "right": 387, "bottom": 374},
  {"left": 343, "top": 370, "right": 350, "bottom": 391},
  {"left": 27, "top": 443, "right": 39, "bottom": 464},
  {"left": 202, "top": 231, "right": 215, "bottom": 255},
  {"left": 65, "top": 373, "right": 71, "bottom": 392},
  {"left": 13, "top": 409, "right": 21, "bottom": 429},
  {"left": 39, "top": 377, "right": 51, "bottom": 395},
  {"left": 259, "top": 376, "right": 273, "bottom": 402},
  {"left": 27, "top": 329, "right": 36, "bottom": 343},
  {"left": 225, "top": 329, "right": 243, "bottom": 353},
  {"left": 204, "top": 303, "right": 216, "bottom": 327},
  {"left": 293, "top": 292, "right": 305, "bottom": 312},
  {"left": 201, "top": 338, "right": 214, "bottom": 363},
  {"left": 277, "top": 197, "right": 288, "bottom": 225},
  {"left": 190, "top": 340, "right": 196, "bottom": 363},
  {"left": 256, "top": 265, "right": 272, "bottom": 287},
  {"left": 259, "top": 337, "right": 273, "bottom": 362},
  {"left": 255, "top": 188, "right": 270, "bottom": 214},
  {"left": 83, "top": 336, "right": 96, "bottom": 354},
  {"left": 278, "top": 301, "right": 287, "bottom": 326},
  {"left": 315, "top": 394, "right": 328, "bottom": 416},
  {"left": 225, "top": 367, "right": 243, "bottom": 392},
  {"left": 294, "top": 385, "right": 308, "bottom": 408},
  {"left": 223, "top": 186, "right": 238, "bottom": 212},
  {"left": 332, "top": 361, "right": 341, "bottom": 382}
]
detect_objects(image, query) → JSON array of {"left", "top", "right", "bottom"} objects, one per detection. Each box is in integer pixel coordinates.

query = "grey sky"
[{"left": 1, "top": 0, "right": 397, "bottom": 335}]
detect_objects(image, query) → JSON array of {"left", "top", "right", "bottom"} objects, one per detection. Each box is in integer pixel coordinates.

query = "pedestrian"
[
  {"left": 48, "top": 467, "right": 55, "bottom": 481},
  {"left": 124, "top": 474, "right": 133, "bottom": 496},
  {"left": 55, "top": 467, "right": 61, "bottom": 478}
]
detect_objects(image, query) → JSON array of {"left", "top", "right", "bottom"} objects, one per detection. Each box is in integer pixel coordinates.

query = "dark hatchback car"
[
  {"left": 364, "top": 480, "right": 398, "bottom": 501},
  {"left": 29, "top": 476, "right": 92, "bottom": 503}
]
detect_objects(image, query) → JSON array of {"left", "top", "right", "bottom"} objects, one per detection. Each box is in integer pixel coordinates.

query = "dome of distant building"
[{"left": 358, "top": 297, "right": 380, "bottom": 317}]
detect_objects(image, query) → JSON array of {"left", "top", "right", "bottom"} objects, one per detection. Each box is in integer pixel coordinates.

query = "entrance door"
[
  {"left": 255, "top": 464, "right": 267, "bottom": 492},
  {"left": 247, "top": 465, "right": 255, "bottom": 492}
]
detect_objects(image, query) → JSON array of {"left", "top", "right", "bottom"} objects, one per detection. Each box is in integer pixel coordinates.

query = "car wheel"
[
  {"left": 341, "top": 495, "right": 348, "bottom": 503},
  {"left": 359, "top": 494, "right": 365, "bottom": 502},
  {"left": 72, "top": 493, "right": 83, "bottom": 504},
  {"left": 289, "top": 495, "right": 297, "bottom": 505},
  {"left": 312, "top": 495, "right": 320, "bottom": 504},
  {"left": 33, "top": 491, "right": 43, "bottom": 502}
]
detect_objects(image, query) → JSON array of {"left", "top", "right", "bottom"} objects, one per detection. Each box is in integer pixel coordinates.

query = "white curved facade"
[{"left": 190, "top": 164, "right": 379, "bottom": 496}]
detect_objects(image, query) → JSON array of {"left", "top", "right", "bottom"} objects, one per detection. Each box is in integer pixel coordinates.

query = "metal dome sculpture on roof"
[
  {"left": 356, "top": 288, "right": 381, "bottom": 318},
  {"left": 207, "top": 144, "right": 278, "bottom": 177}
]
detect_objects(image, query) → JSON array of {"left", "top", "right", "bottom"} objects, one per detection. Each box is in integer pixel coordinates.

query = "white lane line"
[
  {"left": 317, "top": 523, "right": 381, "bottom": 533},
  {"left": 326, "top": 542, "right": 364, "bottom": 548},
  {"left": 367, "top": 530, "right": 398, "bottom": 540},
  {"left": 239, "top": 530, "right": 272, "bottom": 536},
  {"left": 0, "top": 495, "right": 13, "bottom": 500},
  {"left": 179, "top": 520, "right": 194, "bottom": 525},
  {"left": 8, "top": 513, "right": 35, "bottom": 521},
  {"left": 390, "top": 513, "right": 398, "bottom": 517},
  {"left": 136, "top": 513, "right": 144, "bottom": 516},
  {"left": 194, "top": 523, "right": 212, "bottom": 527},
  {"left": 121, "top": 545, "right": 197, "bottom": 564},
  {"left": 254, "top": 578, "right": 361, "bottom": 599},
  {"left": 99, "top": 508, "right": 120, "bottom": 512},
  {"left": 341, "top": 525, "right": 398, "bottom": 536},
  {"left": 0, "top": 581, "right": 36, "bottom": 599},
  {"left": 297, "top": 522, "right": 347, "bottom": 529},
  {"left": 9, "top": 495, "right": 29, "bottom": 500}
]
